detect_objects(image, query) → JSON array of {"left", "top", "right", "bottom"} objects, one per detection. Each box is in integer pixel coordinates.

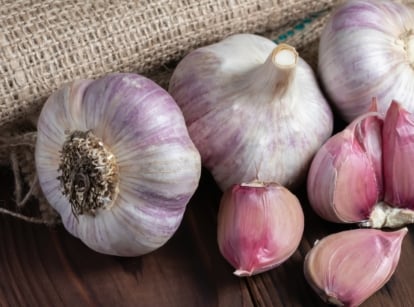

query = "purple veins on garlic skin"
[
  {"left": 169, "top": 33, "right": 333, "bottom": 191},
  {"left": 318, "top": 0, "right": 414, "bottom": 122},
  {"left": 35, "top": 73, "right": 201, "bottom": 256}
]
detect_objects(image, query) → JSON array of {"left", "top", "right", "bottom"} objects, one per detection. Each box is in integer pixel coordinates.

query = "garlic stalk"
[
  {"left": 318, "top": 0, "right": 414, "bottom": 122},
  {"left": 304, "top": 228, "right": 407, "bottom": 307},
  {"left": 217, "top": 180, "right": 304, "bottom": 276},
  {"left": 35, "top": 73, "right": 201, "bottom": 256},
  {"left": 307, "top": 100, "right": 414, "bottom": 228},
  {"left": 169, "top": 33, "right": 333, "bottom": 191}
]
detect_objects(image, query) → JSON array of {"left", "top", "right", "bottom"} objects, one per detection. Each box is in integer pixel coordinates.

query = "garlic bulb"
[
  {"left": 304, "top": 228, "right": 407, "bottom": 306},
  {"left": 35, "top": 73, "right": 201, "bottom": 256},
  {"left": 307, "top": 100, "right": 414, "bottom": 228},
  {"left": 319, "top": 0, "right": 414, "bottom": 122},
  {"left": 169, "top": 34, "right": 333, "bottom": 191},
  {"left": 217, "top": 180, "right": 304, "bottom": 276}
]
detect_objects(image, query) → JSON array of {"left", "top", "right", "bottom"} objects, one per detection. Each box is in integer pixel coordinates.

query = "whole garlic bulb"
[
  {"left": 35, "top": 73, "right": 201, "bottom": 256},
  {"left": 319, "top": 0, "right": 414, "bottom": 122},
  {"left": 169, "top": 34, "right": 333, "bottom": 191}
]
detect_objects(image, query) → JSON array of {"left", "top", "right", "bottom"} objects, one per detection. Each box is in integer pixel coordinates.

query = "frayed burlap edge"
[{"left": 0, "top": 132, "right": 60, "bottom": 224}]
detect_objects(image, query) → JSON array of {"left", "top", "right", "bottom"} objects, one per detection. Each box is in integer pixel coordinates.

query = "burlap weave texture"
[
  {"left": 0, "top": 0, "right": 340, "bottom": 223},
  {"left": 0, "top": 0, "right": 337, "bottom": 130}
]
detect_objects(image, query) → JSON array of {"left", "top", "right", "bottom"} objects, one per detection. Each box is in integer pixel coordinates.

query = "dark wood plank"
[
  {"left": 0, "top": 168, "right": 253, "bottom": 307},
  {"left": 246, "top": 191, "right": 414, "bottom": 307},
  {"left": 1, "top": 166, "right": 414, "bottom": 307}
]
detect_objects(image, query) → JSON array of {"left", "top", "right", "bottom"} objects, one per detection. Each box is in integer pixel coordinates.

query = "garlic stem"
[
  {"left": 360, "top": 201, "right": 414, "bottom": 228},
  {"left": 271, "top": 44, "right": 298, "bottom": 97},
  {"left": 58, "top": 130, "right": 119, "bottom": 216},
  {"left": 250, "top": 43, "right": 298, "bottom": 99},
  {"left": 272, "top": 44, "right": 298, "bottom": 69}
]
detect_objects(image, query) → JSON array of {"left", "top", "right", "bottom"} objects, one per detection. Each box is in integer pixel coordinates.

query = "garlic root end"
[{"left": 361, "top": 202, "right": 414, "bottom": 228}]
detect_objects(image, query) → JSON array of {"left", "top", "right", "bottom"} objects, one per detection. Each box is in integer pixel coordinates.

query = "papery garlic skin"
[
  {"left": 308, "top": 100, "right": 414, "bottom": 228},
  {"left": 307, "top": 111, "right": 383, "bottom": 223},
  {"left": 217, "top": 181, "right": 304, "bottom": 276},
  {"left": 169, "top": 34, "right": 333, "bottom": 191},
  {"left": 35, "top": 73, "right": 201, "bottom": 256},
  {"left": 304, "top": 228, "right": 407, "bottom": 307},
  {"left": 319, "top": 0, "right": 414, "bottom": 122},
  {"left": 383, "top": 100, "right": 414, "bottom": 208}
]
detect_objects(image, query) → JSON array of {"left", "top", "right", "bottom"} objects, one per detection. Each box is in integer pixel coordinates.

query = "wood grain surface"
[{"left": 1, "top": 166, "right": 414, "bottom": 307}]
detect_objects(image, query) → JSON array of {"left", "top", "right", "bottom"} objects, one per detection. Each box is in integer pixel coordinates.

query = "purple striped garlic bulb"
[
  {"left": 318, "top": 0, "right": 414, "bottom": 122},
  {"left": 169, "top": 34, "right": 333, "bottom": 191},
  {"left": 35, "top": 73, "right": 201, "bottom": 256}
]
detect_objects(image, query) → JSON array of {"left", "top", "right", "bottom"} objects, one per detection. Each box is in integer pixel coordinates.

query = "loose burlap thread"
[{"left": 0, "top": 0, "right": 337, "bottom": 224}]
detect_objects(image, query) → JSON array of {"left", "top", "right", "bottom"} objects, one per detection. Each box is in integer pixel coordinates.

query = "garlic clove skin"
[
  {"left": 307, "top": 111, "right": 383, "bottom": 223},
  {"left": 308, "top": 100, "right": 414, "bottom": 228},
  {"left": 304, "top": 228, "right": 407, "bottom": 307},
  {"left": 169, "top": 33, "right": 333, "bottom": 191},
  {"left": 35, "top": 73, "right": 201, "bottom": 256},
  {"left": 217, "top": 180, "right": 304, "bottom": 276},
  {"left": 383, "top": 100, "right": 414, "bottom": 209}
]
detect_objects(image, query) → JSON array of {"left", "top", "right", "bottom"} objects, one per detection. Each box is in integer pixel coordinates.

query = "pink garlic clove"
[
  {"left": 304, "top": 228, "right": 407, "bottom": 307},
  {"left": 383, "top": 100, "right": 414, "bottom": 209},
  {"left": 307, "top": 111, "right": 383, "bottom": 223},
  {"left": 217, "top": 180, "right": 304, "bottom": 276}
]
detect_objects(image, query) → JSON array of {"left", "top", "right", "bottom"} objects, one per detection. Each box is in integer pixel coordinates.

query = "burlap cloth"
[{"left": 0, "top": 0, "right": 340, "bottom": 223}]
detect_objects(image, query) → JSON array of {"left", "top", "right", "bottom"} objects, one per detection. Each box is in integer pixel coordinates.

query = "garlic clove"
[
  {"left": 304, "top": 228, "right": 407, "bottom": 307},
  {"left": 217, "top": 180, "right": 304, "bottom": 276},
  {"left": 383, "top": 100, "right": 414, "bottom": 208},
  {"left": 307, "top": 111, "right": 383, "bottom": 223},
  {"left": 308, "top": 99, "right": 414, "bottom": 228}
]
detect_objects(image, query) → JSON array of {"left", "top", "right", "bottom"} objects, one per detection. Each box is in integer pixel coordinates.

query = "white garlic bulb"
[
  {"left": 169, "top": 34, "right": 333, "bottom": 191},
  {"left": 318, "top": 0, "right": 414, "bottom": 122},
  {"left": 35, "top": 73, "right": 201, "bottom": 256}
]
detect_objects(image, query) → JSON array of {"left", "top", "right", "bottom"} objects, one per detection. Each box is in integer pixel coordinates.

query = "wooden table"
[{"left": 1, "top": 166, "right": 413, "bottom": 307}]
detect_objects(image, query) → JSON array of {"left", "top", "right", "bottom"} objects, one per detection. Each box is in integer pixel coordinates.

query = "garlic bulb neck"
[
  {"left": 58, "top": 130, "right": 119, "bottom": 216},
  {"left": 272, "top": 43, "right": 298, "bottom": 69},
  {"left": 251, "top": 43, "right": 298, "bottom": 99},
  {"left": 400, "top": 29, "right": 414, "bottom": 65}
]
